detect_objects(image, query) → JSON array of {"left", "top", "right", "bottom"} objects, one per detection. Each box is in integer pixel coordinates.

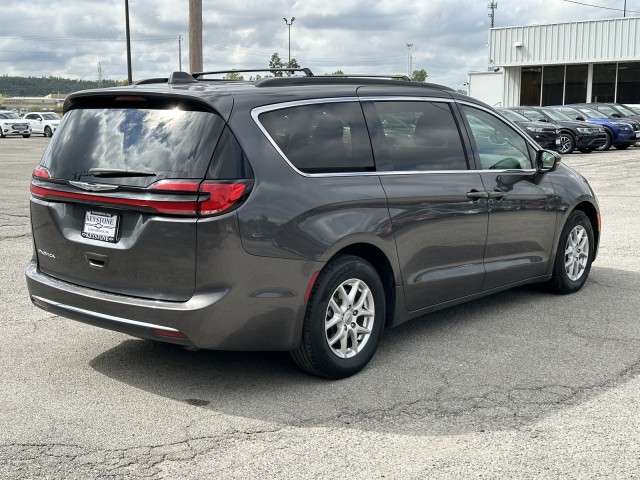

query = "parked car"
[
  {"left": 507, "top": 106, "right": 607, "bottom": 154},
  {"left": 550, "top": 105, "right": 639, "bottom": 150},
  {"left": 496, "top": 108, "right": 561, "bottom": 151},
  {"left": 23, "top": 112, "right": 61, "bottom": 137},
  {"left": 26, "top": 69, "right": 600, "bottom": 379},
  {"left": 0, "top": 110, "right": 31, "bottom": 138}
]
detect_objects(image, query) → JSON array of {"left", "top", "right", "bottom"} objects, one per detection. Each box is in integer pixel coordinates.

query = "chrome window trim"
[{"left": 251, "top": 97, "right": 537, "bottom": 178}]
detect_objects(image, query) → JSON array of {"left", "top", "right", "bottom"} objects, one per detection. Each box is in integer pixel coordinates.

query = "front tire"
[
  {"left": 614, "top": 144, "right": 630, "bottom": 150},
  {"left": 558, "top": 132, "right": 575, "bottom": 154},
  {"left": 596, "top": 130, "right": 612, "bottom": 151},
  {"left": 548, "top": 210, "right": 594, "bottom": 294},
  {"left": 291, "top": 255, "right": 385, "bottom": 379},
  {"left": 578, "top": 148, "right": 593, "bottom": 154}
]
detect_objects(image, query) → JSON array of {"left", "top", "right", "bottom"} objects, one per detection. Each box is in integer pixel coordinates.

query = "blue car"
[{"left": 550, "top": 105, "right": 640, "bottom": 150}]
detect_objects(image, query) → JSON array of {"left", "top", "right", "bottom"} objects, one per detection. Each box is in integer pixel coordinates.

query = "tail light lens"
[{"left": 30, "top": 176, "right": 251, "bottom": 218}]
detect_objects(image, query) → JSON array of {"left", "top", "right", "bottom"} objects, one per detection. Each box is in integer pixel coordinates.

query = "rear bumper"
[{"left": 26, "top": 259, "right": 311, "bottom": 351}]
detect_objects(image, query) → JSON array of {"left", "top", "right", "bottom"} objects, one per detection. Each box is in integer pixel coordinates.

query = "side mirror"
[
  {"left": 536, "top": 150, "right": 560, "bottom": 173},
  {"left": 576, "top": 116, "right": 585, "bottom": 121},
  {"left": 611, "top": 113, "right": 622, "bottom": 118}
]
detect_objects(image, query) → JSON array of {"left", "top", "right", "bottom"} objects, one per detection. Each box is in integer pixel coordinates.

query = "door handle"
[
  {"left": 488, "top": 189, "right": 507, "bottom": 200},
  {"left": 466, "top": 190, "right": 489, "bottom": 199}
]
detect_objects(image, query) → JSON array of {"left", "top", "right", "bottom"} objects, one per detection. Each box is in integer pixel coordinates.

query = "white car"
[
  {"left": 23, "top": 112, "right": 61, "bottom": 137},
  {"left": 0, "top": 110, "right": 31, "bottom": 138}
]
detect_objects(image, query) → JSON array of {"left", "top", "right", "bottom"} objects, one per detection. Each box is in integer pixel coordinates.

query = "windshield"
[
  {"left": 575, "top": 106, "right": 603, "bottom": 118},
  {"left": 0, "top": 112, "right": 19, "bottom": 119},
  {"left": 542, "top": 108, "right": 572, "bottom": 122},
  {"left": 42, "top": 113, "right": 61, "bottom": 120},
  {"left": 615, "top": 104, "right": 636, "bottom": 115},
  {"left": 499, "top": 109, "right": 530, "bottom": 122}
]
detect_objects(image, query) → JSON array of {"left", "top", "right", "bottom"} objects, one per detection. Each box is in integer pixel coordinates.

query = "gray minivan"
[{"left": 26, "top": 70, "right": 600, "bottom": 378}]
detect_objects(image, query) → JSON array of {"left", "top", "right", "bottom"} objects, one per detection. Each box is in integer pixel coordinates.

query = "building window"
[
  {"left": 592, "top": 63, "right": 616, "bottom": 103},
  {"left": 564, "top": 65, "right": 588, "bottom": 104},
  {"left": 617, "top": 63, "right": 640, "bottom": 104},
  {"left": 541, "top": 66, "right": 565, "bottom": 106},
  {"left": 520, "top": 67, "right": 542, "bottom": 106}
]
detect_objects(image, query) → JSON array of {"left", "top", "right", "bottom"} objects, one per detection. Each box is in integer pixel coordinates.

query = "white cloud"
[{"left": 0, "top": 0, "right": 632, "bottom": 90}]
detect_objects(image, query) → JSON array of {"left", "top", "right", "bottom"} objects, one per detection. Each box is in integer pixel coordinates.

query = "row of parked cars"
[
  {"left": 0, "top": 110, "right": 61, "bottom": 138},
  {"left": 498, "top": 103, "right": 640, "bottom": 154}
]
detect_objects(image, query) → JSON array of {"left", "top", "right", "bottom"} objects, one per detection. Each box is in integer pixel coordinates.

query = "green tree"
[
  {"left": 331, "top": 70, "right": 344, "bottom": 76},
  {"left": 411, "top": 69, "right": 428, "bottom": 82},
  {"left": 223, "top": 71, "right": 244, "bottom": 80},
  {"left": 269, "top": 53, "right": 284, "bottom": 76},
  {"left": 269, "top": 53, "right": 299, "bottom": 76}
]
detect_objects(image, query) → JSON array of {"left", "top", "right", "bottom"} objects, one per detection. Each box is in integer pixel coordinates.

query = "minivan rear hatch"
[{"left": 30, "top": 95, "right": 229, "bottom": 301}]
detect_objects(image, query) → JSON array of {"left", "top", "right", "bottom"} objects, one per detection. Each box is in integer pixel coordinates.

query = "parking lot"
[{"left": 1, "top": 137, "right": 639, "bottom": 478}]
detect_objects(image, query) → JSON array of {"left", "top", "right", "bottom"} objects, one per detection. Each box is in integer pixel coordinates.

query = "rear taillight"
[
  {"left": 32, "top": 166, "right": 51, "bottom": 179},
  {"left": 30, "top": 179, "right": 250, "bottom": 217}
]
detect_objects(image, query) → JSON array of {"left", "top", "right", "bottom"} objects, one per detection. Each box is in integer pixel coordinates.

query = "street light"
[
  {"left": 125, "top": 0, "right": 132, "bottom": 84},
  {"left": 406, "top": 43, "right": 413, "bottom": 77},
  {"left": 283, "top": 17, "right": 295, "bottom": 65}
]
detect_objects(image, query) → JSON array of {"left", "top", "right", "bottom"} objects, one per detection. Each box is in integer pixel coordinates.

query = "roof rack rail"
[
  {"left": 193, "top": 68, "right": 314, "bottom": 79},
  {"left": 133, "top": 77, "right": 169, "bottom": 85},
  {"left": 323, "top": 74, "right": 411, "bottom": 81},
  {"left": 254, "top": 75, "right": 454, "bottom": 91}
]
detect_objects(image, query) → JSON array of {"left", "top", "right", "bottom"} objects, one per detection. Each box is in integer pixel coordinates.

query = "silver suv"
[{"left": 26, "top": 69, "right": 600, "bottom": 378}]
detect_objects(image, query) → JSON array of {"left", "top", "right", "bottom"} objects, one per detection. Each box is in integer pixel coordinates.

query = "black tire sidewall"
[
  {"left": 552, "top": 211, "right": 594, "bottom": 293},
  {"left": 305, "top": 256, "right": 385, "bottom": 378}
]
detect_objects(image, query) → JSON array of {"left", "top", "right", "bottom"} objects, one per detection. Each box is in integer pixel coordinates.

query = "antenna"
[{"left": 488, "top": 2, "right": 498, "bottom": 28}]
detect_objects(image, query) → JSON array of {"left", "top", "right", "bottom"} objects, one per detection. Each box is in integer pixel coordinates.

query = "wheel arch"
[
  {"left": 330, "top": 243, "right": 397, "bottom": 329},
  {"left": 570, "top": 200, "right": 600, "bottom": 261}
]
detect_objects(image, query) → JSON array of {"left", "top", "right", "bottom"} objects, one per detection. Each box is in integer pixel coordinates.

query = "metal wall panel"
[{"left": 489, "top": 17, "right": 640, "bottom": 67}]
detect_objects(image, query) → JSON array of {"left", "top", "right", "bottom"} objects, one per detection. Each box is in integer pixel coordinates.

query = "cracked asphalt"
[{"left": 1, "top": 137, "right": 639, "bottom": 479}]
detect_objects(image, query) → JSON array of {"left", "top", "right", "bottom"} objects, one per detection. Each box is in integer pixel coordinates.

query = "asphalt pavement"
[{"left": 1, "top": 137, "right": 639, "bottom": 479}]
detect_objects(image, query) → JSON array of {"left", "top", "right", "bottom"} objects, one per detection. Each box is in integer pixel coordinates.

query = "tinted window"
[
  {"left": 206, "top": 126, "right": 254, "bottom": 179},
  {"left": 40, "top": 107, "right": 225, "bottom": 187},
  {"left": 461, "top": 106, "right": 532, "bottom": 170},
  {"left": 372, "top": 101, "right": 467, "bottom": 171},
  {"left": 259, "top": 102, "right": 374, "bottom": 173}
]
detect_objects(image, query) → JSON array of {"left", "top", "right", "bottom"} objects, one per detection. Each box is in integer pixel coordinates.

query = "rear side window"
[
  {"left": 259, "top": 101, "right": 375, "bottom": 174},
  {"left": 40, "top": 107, "right": 225, "bottom": 187},
  {"left": 370, "top": 101, "right": 468, "bottom": 171},
  {"left": 206, "top": 126, "right": 254, "bottom": 179}
]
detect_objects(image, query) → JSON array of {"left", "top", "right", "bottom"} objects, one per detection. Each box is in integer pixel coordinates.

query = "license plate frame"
[{"left": 82, "top": 210, "right": 119, "bottom": 243}]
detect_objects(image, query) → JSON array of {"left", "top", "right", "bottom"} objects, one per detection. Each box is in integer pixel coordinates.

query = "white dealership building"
[{"left": 468, "top": 16, "right": 640, "bottom": 108}]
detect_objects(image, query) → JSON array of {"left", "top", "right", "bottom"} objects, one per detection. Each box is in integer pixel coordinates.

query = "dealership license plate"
[
  {"left": 636, "top": 132, "right": 640, "bottom": 139},
  {"left": 555, "top": 138, "right": 561, "bottom": 145},
  {"left": 82, "top": 210, "right": 119, "bottom": 243}
]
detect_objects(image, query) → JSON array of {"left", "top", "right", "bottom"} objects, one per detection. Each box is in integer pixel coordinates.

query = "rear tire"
[
  {"left": 23, "top": 134, "right": 31, "bottom": 138},
  {"left": 596, "top": 130, "right": 612, "bottom": 151},
  {"left": 44, "top": 126, "right": 52, "bottom": 138},
  {"left": 578, "top": 148, "right": 593, "bottom": 154},
  {"left": 548, "top": 210, "right": 594, "bottom": 294},
  {"left": 291, "top": 255, "right": 385, "bottom": 379},
  {"left": 614, "top": 144, "right": 630, "bottom": 150}
]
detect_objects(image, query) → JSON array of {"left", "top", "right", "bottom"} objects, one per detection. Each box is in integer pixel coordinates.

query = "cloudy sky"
[{"left": 1, "top": 0, "right": 637, "bottom": 90}]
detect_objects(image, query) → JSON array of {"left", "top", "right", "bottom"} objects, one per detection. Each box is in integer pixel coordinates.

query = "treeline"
[{"left": 0, "top": 76, "right": 121, "bottom": 97}]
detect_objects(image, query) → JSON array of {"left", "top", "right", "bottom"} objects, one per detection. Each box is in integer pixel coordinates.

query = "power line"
[{"left": 560, "top": 0, "right": 640, "bottom": 14}]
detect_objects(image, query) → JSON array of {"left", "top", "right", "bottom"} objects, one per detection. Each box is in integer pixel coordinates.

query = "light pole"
[
  {"left": 125, "top": 0, "right": 132, "bottom": 84},
  {"left": 406, "top": 43, "right": 413, "bottom": 77},
  {"left": 283, "top": 17, "right": 295, "bottom": 66}
]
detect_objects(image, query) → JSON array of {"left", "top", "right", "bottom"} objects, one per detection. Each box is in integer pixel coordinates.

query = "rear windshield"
[{"left": 40, "top": 107, "right": 225, "bottom": 187}]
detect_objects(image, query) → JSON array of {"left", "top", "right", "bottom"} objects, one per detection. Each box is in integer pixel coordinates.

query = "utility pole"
[
  {"left": 406, "top": 43, "right": 413, "bottom": 77},
  {"left": 488, "top": 2, "right": 498, "bottom": 28},
  {"left": 178, "top": 35, "right": 183, "bottom": 71},
  {"left": 124, "top": 0, "right": 133, "bottom": 84},
  {"left": 189, "top": 0, "right": 203, "bottom": 73},
  {"left": 283, "top": 17, "right": 295, "bottom": 66}
]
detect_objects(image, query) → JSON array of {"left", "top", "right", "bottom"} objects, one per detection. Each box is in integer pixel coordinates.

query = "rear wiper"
[{"left": 88, "top": 168, "right": 156, "bottom": 178}]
